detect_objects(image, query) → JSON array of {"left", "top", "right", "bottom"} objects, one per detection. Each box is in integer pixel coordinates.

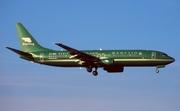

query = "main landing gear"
[
  {"left": 86, "top": 66, "right": 98, "bottom": 76},
  {"left": 87, "top": 66, "right": 92, "bottom": 73}
]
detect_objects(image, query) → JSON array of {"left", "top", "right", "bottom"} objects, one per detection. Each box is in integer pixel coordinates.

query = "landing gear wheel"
[
  {"left": 87, "top": 67, "right": 92, "bottom": 73},
  {"left": 155, "top": 68, "right": 159, "bottom": 73},
  {"left": 87, "top": 68, "right": 92, "bottom": 72},
  {"left": 92, "top": 71, "right": 98, "bottom": 76}
]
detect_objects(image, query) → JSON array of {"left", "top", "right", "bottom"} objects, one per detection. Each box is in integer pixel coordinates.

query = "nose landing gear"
[
  {"left": 155, "top": 65, "right": 165, "bottom": 73},
  {"left": 155, "top": 68, "right": 159, "bottom": 73}
]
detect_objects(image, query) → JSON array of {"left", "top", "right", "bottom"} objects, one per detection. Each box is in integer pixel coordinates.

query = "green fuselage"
[
  {"left": 7, "top": 23, "right": 175, "bottom": 75},
  {"left": 23, "top": 50, "right": 174, "bottom": 68}
]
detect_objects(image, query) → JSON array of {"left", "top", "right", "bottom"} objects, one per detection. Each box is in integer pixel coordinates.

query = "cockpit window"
[{"left": 161, "top": 53, "right": 168, "bottom": 57}]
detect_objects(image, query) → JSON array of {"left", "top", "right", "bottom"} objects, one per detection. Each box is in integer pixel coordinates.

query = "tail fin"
[{"left": 16, "top": 23, "right": 52, "bottom": 52}]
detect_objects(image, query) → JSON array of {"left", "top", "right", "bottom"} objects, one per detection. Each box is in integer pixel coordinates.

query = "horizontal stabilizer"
[{"left": 6, "top": 47, "right": 34, "bottom": 61}]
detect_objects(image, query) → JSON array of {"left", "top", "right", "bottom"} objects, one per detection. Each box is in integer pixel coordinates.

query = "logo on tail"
[
  {"left": 22, "top": 37, "right": 34, "bottom": 46},
  {"left": 22, "top": 38, "right": 32, "bottom": 42}
]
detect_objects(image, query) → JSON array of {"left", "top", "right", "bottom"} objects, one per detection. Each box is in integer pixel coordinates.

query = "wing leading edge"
[{"left": 54, "top": 43, "right": 100, "bottom": 62}]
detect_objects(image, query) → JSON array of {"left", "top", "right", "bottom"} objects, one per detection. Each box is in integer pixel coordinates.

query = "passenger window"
[{"left": 139, "top": 52, "right": 142, "bottom": 56}]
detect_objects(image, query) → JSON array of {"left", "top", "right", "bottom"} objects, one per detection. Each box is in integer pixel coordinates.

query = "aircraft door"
[
  {"left": 151, "top": 52, "right": 156, "bottom": 59},
  {"left": 40, "top": 53, "right": 44, "bottom": 61}
]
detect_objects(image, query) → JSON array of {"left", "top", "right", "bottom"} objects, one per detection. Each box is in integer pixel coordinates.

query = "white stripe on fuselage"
[
  {"left": 42, "top": 59, "right": 77, "bottom": 62},
  {"left": 114, "top": 59, "right": 172, "bottom": 62},
  {"left": 39, "top": 58, "right": 172, "bottom": 63}
]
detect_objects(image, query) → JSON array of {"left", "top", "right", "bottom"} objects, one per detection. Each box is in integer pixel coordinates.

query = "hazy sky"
[{"left": 0, "top": 1, "right": 180, "bottom": 111}]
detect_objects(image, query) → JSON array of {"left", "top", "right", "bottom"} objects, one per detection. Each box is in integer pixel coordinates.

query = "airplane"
[{"left": 6, "top": 23, "right": 175, "bottom": 76}]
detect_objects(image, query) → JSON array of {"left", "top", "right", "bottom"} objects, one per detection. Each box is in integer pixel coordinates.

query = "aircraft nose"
[{"left": 170, "top": 57, "right": 175, "bottom": 63}]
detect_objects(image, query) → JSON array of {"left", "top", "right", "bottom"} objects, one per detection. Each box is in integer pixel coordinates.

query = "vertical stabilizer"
[{"left": 16, "top": 23, "right": 51, "bottom": 52}]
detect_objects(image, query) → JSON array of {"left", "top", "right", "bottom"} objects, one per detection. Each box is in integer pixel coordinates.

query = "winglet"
[{"left": 53, "top": 42, "right": 60, "bottom": 44}]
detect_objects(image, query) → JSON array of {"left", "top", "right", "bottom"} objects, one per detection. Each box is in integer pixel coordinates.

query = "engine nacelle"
[{"left": 104, "top": 65, "right": 124, "bottom": 72}]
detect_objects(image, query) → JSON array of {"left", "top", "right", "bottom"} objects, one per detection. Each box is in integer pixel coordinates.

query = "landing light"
[{"left": 30, "top": 61, "right": 34, "bottom": 63}]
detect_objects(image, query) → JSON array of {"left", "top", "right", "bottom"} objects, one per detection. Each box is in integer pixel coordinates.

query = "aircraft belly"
[{"left": 38, "top": 59, "right": 82, "bottom": 67}]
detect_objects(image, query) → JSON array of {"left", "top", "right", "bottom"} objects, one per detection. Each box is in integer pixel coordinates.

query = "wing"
[{"left": 54, "top": 43, "right": 100, "bottom": 62}]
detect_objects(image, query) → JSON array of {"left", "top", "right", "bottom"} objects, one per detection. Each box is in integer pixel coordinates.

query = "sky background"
[{"left": 0, "top": 0, "right": 180, "bottom": 111}]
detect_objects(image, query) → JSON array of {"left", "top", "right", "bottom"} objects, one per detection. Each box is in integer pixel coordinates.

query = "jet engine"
[{"left": 103, "top": 65, "right": 124, "bottom": 72}]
